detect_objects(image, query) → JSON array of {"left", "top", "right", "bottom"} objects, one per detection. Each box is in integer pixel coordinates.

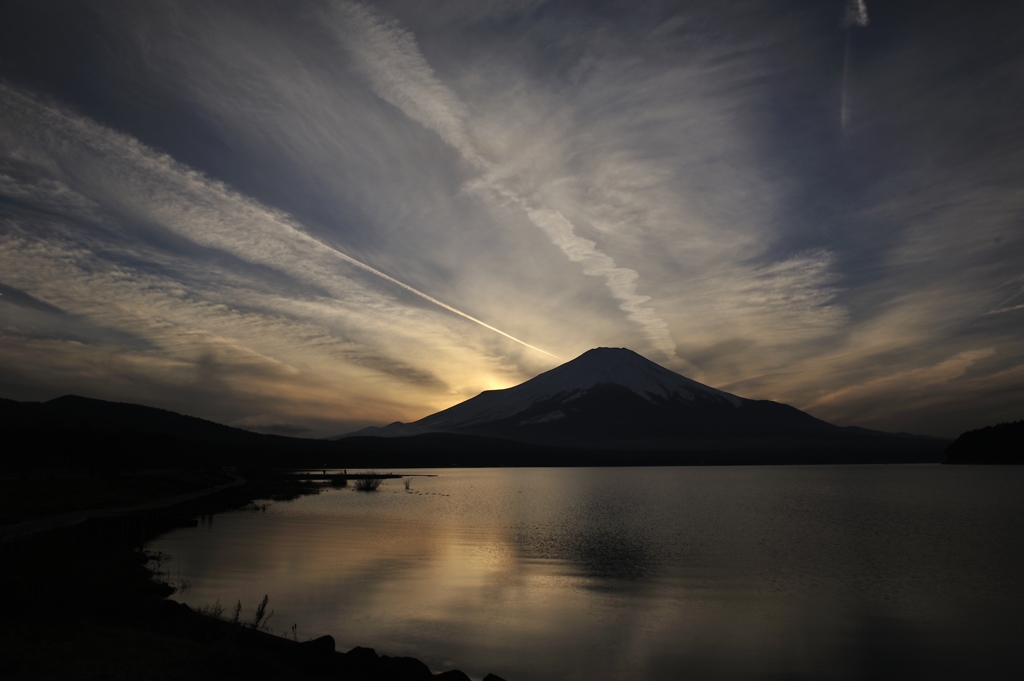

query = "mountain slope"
[
  {"left": 0, "top": 395, "right": 286, "bottom": 446},
  {"left": 350, "top": 348, "right": 937, "bottom": 450},
  {"left": 0, "top": 395, "right": 343, "bottom": 472}
]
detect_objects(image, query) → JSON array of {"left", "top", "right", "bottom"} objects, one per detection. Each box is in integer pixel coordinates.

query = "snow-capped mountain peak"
[
  {"left": 522, "top": 347, "right": 741, "bottom": 406},
  {"left": 341, "top": 348, "right": 931, "bottom": 456},
  {"left": 385, "top": 347, "right": 741, "bottom": 435}
]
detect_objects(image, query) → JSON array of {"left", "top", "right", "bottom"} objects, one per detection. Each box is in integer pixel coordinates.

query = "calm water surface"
[{"left": 149, "top": 466, "right": 1024, "bottom": 680}]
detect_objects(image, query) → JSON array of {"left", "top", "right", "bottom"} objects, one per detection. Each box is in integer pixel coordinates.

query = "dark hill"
[
  {"left": 0, "top": 395, "right": 332, "bottom": 472},
  {"left": 944, "top": 420, "right": 1024, "bottom": 464},
  {"left": 2, "top": 395, "right": 281, "bottom": 446}
]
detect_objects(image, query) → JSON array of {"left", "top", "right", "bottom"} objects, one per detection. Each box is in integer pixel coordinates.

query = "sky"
[{"left": 0, "top": 0, "right": 1021, "bottom": 439}]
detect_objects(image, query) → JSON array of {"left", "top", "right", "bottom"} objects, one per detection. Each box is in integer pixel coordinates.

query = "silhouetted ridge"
[
  {"left": 0, "top": 394, "right": 339, "bottom": 472},
  {"left": 945, "top": 420, "right": 1024, "bottom": 464},
  {"left": 43, "top": 395, "right": 260, "bottom": 441}
]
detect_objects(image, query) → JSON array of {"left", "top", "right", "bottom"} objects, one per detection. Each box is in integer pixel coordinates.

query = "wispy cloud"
[
  {"left": 844, "top": 0, "right": 869, "bottom": 28},
  {"left": 801, "top": 348, "right": 1008, "bottom": 436},
  {"left": 809, "top": 348, "right": 996, "bottom": 411},
  {"left": 0, "top": 82, "right": 558, "bottom": 428},
  {"left": 2, "top": 0, "right": 1022, "bottom": 436},
  {"left": 6, "top": 85, "right": 557, "bottom": 357},
  {"left": 325, "top": 1, "right": 680, "bottom": 360},
  {"left": 987, "top": 304, "right": 1024, "bottom": 315}
]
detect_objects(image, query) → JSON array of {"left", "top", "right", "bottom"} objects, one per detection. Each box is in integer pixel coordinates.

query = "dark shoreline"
[{"left": 1, "top": 471, "right": 504, "bottom": 681}]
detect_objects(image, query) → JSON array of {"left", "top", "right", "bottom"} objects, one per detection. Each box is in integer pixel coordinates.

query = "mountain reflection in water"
[{"left": 149, "top": 466, "right": 1024, "bottom": 680}]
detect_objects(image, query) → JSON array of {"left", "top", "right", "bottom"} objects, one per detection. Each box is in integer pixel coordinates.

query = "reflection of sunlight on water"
[{"left": 150, "top": 467, "right": 1024, "bottom": 681}]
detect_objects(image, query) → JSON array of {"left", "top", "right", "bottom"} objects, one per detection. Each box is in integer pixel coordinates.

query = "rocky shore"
[
  {"left": 1, "top": 470, "right": 507, "bottom": 680},
  {"left": 148, "top": 599, "right": 505, "bottom": 681}
]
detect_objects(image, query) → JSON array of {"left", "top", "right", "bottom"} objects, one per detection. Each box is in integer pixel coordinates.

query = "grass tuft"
[
  {"left": 354, "top": 474, "right": 382, "bottom": 491},
  {"left": 198, "top": 599, "right": 224, "bottom": 619}
]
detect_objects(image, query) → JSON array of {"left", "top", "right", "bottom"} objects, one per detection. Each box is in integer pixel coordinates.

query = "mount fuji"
[{"left": 347, "top": 348, "right": 930, "bottom": 452}]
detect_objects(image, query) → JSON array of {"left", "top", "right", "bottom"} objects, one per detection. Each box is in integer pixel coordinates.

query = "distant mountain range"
[
  {"left": 1, "top": 348, "right": 952, "bottom": 469},
  {"left": 344, "top": 347, "right": 941, "bottom": 452}
]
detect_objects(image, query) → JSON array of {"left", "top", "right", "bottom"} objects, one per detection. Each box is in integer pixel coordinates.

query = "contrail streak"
[
  {"left": 0, "top": 81, "right": 560, "bottom": 363},
  {"left": 326, "top": 0, "right": 677, "bottom": 360},
  {"left": 841, "top": 32, "right": 851, "bottom": 133},
  {"left": 841, "top": 0, "right": 869, "bottom": 134},
  {"left": 309, "top": 236, "right": 561, "bottom": 360}
]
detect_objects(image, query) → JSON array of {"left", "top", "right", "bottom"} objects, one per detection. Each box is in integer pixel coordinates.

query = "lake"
[{"left": 148, "top": 466, "right": 1024, "bottom": 680}]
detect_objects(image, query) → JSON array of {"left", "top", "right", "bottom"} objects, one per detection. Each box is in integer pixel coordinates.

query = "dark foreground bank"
[{"left": 0, "top": 471, "right": 506, "bottom": 681}]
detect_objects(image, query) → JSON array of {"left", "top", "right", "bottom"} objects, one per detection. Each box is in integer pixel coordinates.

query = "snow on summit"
[{"left": 532, "top": 348, "right": 741, "bottom": 405}]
